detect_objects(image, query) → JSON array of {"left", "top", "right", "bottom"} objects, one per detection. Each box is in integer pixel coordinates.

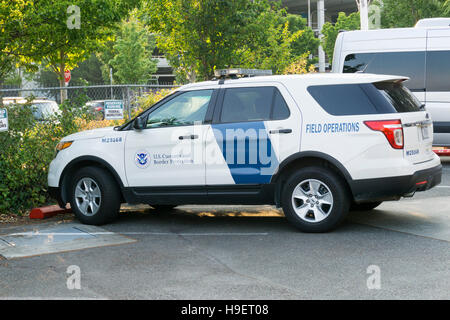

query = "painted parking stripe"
[{"left": 6, "top": 232, "right": 269, "bottom": 237}]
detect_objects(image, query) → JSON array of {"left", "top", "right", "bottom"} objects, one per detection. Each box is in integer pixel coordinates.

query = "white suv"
[{"left": 48, "top": 72, "right": 442, "bottom": 232}]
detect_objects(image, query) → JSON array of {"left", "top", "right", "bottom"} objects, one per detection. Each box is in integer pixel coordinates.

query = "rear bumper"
[{"left": 351, "top": 164, "right": 442, "bottom": 202}]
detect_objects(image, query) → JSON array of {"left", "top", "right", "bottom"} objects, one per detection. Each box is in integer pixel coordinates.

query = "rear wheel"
[
  {"left": 350, "top": 201, "right": 382, "bottom": 211},
  {"left": 70, "top": 166, "right": 121, "bottom": 225},
  {"left": 281, "top": 167, "right": 350, "bottom": 233}
]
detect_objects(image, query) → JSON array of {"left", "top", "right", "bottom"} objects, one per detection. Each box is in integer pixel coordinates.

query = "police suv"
[{"left": 48, "top": 69, "right": 442, "bottom": 232}]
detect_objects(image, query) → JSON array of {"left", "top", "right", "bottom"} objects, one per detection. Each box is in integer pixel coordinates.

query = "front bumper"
[{"left": 351, "top": 164, "right": 442, "bottom": 202}]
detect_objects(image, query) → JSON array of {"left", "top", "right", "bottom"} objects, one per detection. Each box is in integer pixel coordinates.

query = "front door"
[{"left": 125, "top": 89, "right": 214, "bottom": 187}]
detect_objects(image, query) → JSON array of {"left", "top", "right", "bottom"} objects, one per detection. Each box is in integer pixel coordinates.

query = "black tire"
[
  {"left": 350, "top": 201, "right": 382, "bottom": 211},
  {"left": 281, "top": 166, "right": 350, "bottom": 233},
  {"left": 69, "top": 166, "right": 121, "bottom": 225},
  {"left": 152, "top": 205, "right": 177, "bottom": 212}
]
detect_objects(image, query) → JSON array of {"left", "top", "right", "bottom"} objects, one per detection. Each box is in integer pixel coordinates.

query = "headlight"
[{"left": 55, "top": 141, "right": 73, "bottom": 151}]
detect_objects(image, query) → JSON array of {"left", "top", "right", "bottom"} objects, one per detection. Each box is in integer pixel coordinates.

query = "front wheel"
[
  {"left": 281, "top": 167, "right": 350, "bottom": 233},
  {"left": 70, "top": 166, "right": 121, "bottom": 225}
]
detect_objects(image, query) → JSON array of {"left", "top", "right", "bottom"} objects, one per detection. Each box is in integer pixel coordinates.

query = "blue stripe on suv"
[{"left": 212, "top": 121, "right": 279, "bottom": 184}]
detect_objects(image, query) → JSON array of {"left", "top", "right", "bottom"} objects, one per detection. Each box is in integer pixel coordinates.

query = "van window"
[
  {"left": 343, "top": 52, "right": 426, "bottom": 91},
  {"left": 426, "top": 50, "right": 450, "bottom": 92},
  {"left": 307, "top": 82, "right": 421, "bottom": 116}
]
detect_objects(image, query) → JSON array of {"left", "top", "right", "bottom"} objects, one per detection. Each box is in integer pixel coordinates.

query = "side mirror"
[{"left": 133, "top": 116, "right": 145, "bottom": 130}]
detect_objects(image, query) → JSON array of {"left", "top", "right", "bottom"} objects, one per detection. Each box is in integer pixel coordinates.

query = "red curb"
[
  {"left": 433, "top": 147, "right": 450, "bottom": 156},
  {"left": 29, "top": 204, "right": 72, "bottom": 219}
]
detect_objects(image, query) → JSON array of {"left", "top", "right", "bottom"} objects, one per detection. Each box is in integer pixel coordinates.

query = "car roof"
[{"left": 179, "top": 73, "right": 409, "bottom": 90}]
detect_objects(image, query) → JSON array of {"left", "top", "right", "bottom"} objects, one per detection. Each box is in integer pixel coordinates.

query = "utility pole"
[
  {"left": 110, "top": 68, "right": 113, "bottom": 99},
  {"left": 317, "top": 0, "right": 325, "bottom": 73},
  {"left": 308, "top": 0, "right": 311, "bottom": 28},
  {"left": 357, "top": 0, "right": 370, "bottom": 31}
]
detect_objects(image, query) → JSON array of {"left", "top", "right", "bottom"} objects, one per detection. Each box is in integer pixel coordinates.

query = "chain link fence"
[{"left": 0, "top": 84, "right": 180, "bottom": 119}]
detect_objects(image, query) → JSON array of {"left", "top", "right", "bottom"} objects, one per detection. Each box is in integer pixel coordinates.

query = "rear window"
[
  {"left": 373, "top": 82, "right": 422, "bottom": 113},
  {"left": 307, "top": 82, "right": 421, "bottom": 116}
]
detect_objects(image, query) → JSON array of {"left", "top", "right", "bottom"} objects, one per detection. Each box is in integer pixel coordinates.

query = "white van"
[{"left": 332, "top": 18, "right": 450, "bottom": 147}]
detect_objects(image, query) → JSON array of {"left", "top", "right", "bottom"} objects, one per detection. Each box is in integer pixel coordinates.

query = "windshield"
[{"left": 31, "top": 102, "right": 60, "bottom": 120}]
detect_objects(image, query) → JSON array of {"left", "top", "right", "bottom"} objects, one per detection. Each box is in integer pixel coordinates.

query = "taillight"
[
  {"left": 95, "top": 107, "right": 103, "bottom": 112},
  {"left": 364, "top": 120, "right": 404, "bottom": 149}
]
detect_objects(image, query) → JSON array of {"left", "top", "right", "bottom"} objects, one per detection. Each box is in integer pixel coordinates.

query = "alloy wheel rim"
[
  {"left": 75, "top": 177, "right": 102, "bottom": 216},
  {"left": 291, "top": 179, "right": 333, "bottom": 223}
]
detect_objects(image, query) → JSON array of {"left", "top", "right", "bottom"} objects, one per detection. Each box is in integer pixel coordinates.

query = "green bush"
[{"left": 0, "top": 96, "right": 90, "bottom": 214}]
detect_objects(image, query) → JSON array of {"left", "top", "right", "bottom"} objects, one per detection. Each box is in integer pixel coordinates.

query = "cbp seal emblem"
[{"left": 135, "top": 150, "right": 150, "bottom": 169}]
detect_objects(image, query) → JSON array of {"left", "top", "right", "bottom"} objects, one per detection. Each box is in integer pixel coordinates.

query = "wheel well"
[
  {"left": 60, "top": 159, "right": 125, "bottom": 204},
  {"left": 273, "top": 156, "right": 354, "bottom": 206}
]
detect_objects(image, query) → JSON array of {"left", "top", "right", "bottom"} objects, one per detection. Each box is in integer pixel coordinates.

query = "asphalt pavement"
[{"left": 0, "top": 157, "right": 448, "bottom": 300}]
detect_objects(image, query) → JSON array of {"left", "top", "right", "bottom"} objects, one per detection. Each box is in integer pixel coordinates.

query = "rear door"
[{"left": 205, "top": 84, "right": 301, "bottom": 185}]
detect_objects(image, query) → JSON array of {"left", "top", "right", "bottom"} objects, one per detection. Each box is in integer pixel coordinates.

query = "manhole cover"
[{"left": 0, "top": 223, "right": 136, "bottom": 259}]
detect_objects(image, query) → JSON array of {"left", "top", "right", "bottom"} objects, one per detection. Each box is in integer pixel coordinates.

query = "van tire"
[{"left": 281, "top": 167, "right": 350, "bottom": 233}]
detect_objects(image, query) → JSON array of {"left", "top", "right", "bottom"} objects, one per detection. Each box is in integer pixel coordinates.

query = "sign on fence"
[
  {"left": 104, "top": 100, "right": 124, "bottom": 120},
  {"left": 0, "top": 109, "right": 8, "bottom": 132}
]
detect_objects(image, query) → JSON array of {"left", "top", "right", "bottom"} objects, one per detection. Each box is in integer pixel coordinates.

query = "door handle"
[
  {"left": 178, "top": 134, "right": 199, "bottom": 140},
  {"left": 269, "top": 129, "right": 292, "bottom": 134}
]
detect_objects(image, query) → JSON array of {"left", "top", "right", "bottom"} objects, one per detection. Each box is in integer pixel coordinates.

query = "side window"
[
  {"left": 344, "top": 52, "right": 426, "bottom": 91},
  {"left": 343, "top": 53, "right": 375, "bottom": 73},
  {"left": 426, "top": 50, "right": 450, "bottom": 92},
  {"left": 272, "top": 89, "right": 291, "bottom": 120},
  {"left": 219, "top": 87, "right": 290, "bottom": 123},
  {"left": 307, "top": 84, "right": 380, "bottom": 116},
  {"left": 146, "top": 90, "right": 213, "bottom": 128}
]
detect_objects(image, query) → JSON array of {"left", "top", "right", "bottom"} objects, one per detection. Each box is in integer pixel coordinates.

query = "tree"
[
  {"left": 373, "top": 0, "right": 450, "bottom": 28},
  {"left": 321, "top": 12, "right": 360, "bottom": 63},
  {"left": 109, "top": 18, "right": 158, "bottom": 84},
  {"left": 281, "top": 14, "right": 319, "bottom": 63},
  {"left": 141, "top": 0, "right": 316, "bottom": 82},
  {"left": 34, "top": 54, "right": 105, "bottom": 88},
  {"left": 237, "top": 20, "right": 304, "bottom": 74},
  {"left": 1, "top": 0, "right": 139, "bottom": 101}
]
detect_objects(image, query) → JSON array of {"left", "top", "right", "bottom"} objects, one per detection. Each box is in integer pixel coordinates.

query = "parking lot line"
[{"left": 5, "top": 232, "right": 269, "bottom": 237}]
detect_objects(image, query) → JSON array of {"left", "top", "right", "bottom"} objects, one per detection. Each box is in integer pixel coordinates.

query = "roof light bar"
[{"left": 214, "top": 68, "right": 273, "bottom": 78}]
